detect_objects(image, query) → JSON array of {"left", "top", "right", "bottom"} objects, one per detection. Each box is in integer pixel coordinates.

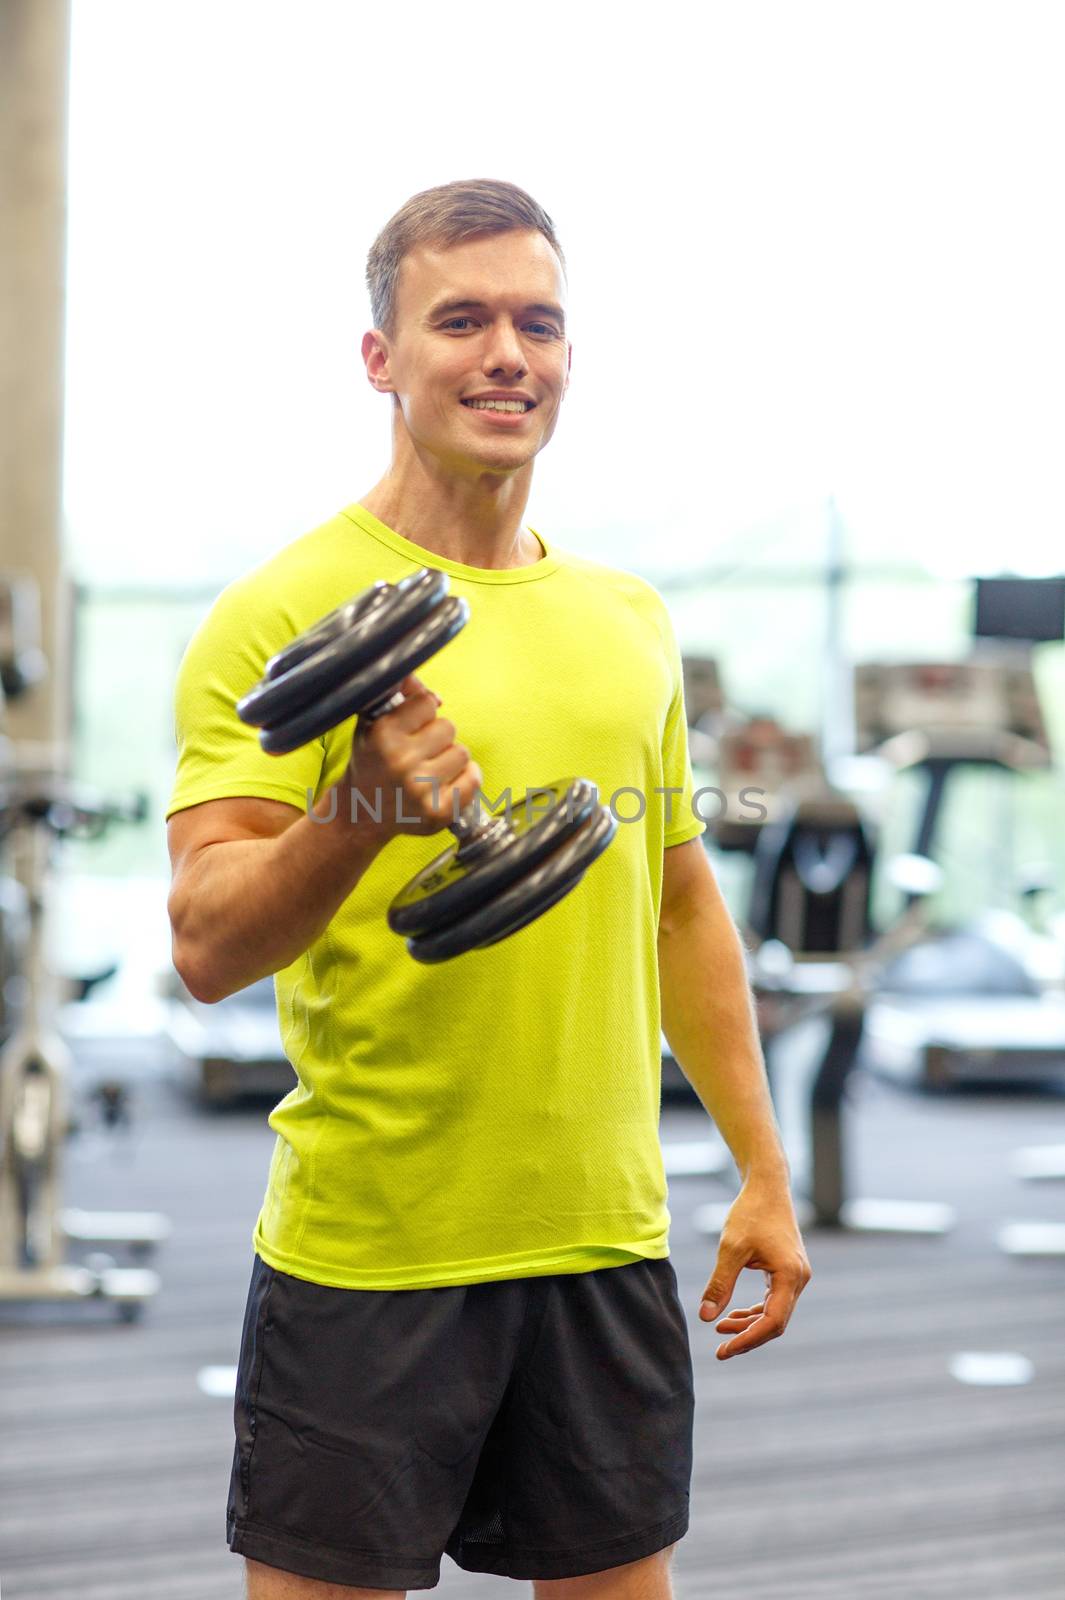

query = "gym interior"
[{"left": 2, "top": 4, "right": 1063, "bottom": 1598}]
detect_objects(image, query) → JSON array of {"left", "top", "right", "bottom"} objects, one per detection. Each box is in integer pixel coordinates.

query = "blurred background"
[{"left": 2, "top": 2, "right": 1063, "bottom": 1598}]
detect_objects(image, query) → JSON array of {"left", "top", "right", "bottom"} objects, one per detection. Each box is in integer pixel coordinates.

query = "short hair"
[{"left": 365, "top": 178, "right": 567, "bottom": 340}]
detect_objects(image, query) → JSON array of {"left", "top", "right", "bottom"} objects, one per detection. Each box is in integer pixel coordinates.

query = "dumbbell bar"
[{"left": 237, "top": 568, "right": 616, "bottom": 962}]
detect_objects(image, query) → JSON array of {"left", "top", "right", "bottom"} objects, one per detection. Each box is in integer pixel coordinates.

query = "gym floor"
[{"left": 1, "top": 1032, "right": 1064, "bottom": 1600}]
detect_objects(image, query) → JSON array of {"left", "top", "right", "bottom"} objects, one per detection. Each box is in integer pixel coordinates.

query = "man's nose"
[{"left": 482, "top": 320, "right": 526, "bottom": 374}]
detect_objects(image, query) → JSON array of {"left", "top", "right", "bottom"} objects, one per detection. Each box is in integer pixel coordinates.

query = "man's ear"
[{"left": 361, "top": 328, "right": 394, "bottom": 394}]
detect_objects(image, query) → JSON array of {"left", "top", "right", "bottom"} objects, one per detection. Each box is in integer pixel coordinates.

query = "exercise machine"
[
  {"left": 855, "top": 575, "right": 1065, "bottom": 1089},
  {"left": 0, "top": 769, "right": 170, "bottom": 1317},
  {"left": 0, "top": 573, "right": 169, "bottom": 1315},
  {"left": 662, "top": 689, "right": 838, "bottom": 1101},
  {"left": 664, "top": 785, "right": 955, "bottom": 1234}
]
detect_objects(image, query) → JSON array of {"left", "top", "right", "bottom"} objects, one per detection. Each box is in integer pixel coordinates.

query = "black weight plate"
[
  {"left": 264, "top": 583, "right": 391, "bottom": 680},
  {"left": 239, "top": 583, "right": 399, "bottom": 728},
  {"left": 406, "top": 806, "right": 616, "bottom": 963},
  {"left": 460, "top": 806, "right": 617, "bottom": 951},
  {"left": 409, "top": 874, "right": 577, "bottom": 965},
  {"left": 387, "top": 778, "right": 599, "bottom": 939},
  {"left": 404, "top": 805, "right": 617, "bottom": 963},
  {"left": 257, "top": 595, "right": 469, "bottom": 754},
  {"left": 239, "top": 568, "right": 448, "bottom": 730},
  {"left": 237, "top": 568, "right": 452, "bottom": 732}
]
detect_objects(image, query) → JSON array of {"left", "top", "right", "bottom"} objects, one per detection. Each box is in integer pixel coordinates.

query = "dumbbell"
[{"left": 236, "top": 568, "right": 616, "bottom": 963}]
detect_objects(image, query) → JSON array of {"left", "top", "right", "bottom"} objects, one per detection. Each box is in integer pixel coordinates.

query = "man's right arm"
[
  {"left": 166, "top": 672, "right": 482, "bottom": 1003},
  {"left": 167, "top": 791, "right": 385, "bottom": 1004}
]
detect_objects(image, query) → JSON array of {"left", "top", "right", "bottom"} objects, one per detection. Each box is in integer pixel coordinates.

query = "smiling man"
[
  {"left": 166, "top": 179, "right": 811, "bottom": 1600},
  {"left": 358, "top": 224, "right": 570, "bottom": 566}
]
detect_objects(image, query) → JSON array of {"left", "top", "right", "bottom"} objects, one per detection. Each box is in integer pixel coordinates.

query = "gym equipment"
[
  {"left": 665, "top": 789, "right": 955, "bottom": 1235},
  {"left": 708, "top": 714, "right": 826, "bottom": 853},
  {"left": 747, "top": 790, "right": 874, "bottom": 955},
  {"left": 854, "top": 637, "right": 1065, "bottom": 1090},
  {"left": 0, "top": 772, "right": 169, "bottom": 1319},
  {"left": 237, "top": 567, "right": 617, "bottom": 963},
  {"left": 851, "top": 580, "right": 1065, "bottom": 1271},
  {"left": 745, "top": 793, "right": 952, "bottom": 1233}
]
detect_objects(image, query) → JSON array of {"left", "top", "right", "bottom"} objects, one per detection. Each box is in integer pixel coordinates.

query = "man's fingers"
[
  {"left": 716, "top": 1310, "right": 790, "bottom": 1359},
  {"left": 715, "top": 1289, "right": 800, "bottom": 1358},
  {"left": 714, "top": 1303, "right": 764, "bottom": 1328},
  {"left": 399, "top": 674, "right": 442, "bottom": 707},
  {"left": 699, "top": 1268, "right": 740, "bottom": 1319}
]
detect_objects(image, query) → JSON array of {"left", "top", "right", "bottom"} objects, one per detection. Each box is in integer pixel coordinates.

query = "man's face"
[{"left": 364, "top": 229, "right": 571, "bottom": 479}]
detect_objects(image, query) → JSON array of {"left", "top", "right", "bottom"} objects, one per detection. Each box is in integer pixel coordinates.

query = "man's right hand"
[{"left": 345, "top": 673, "right": 483, "bottom": 846}]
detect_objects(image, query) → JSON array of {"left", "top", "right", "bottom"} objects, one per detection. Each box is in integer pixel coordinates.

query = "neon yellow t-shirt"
[{"left": 167, "top": 503, "right": 705, "bottom": 1289}]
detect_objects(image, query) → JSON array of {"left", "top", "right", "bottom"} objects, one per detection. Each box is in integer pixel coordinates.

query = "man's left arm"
[{"left": 658, "top": 836, "right": 812, "bottom": 1360}]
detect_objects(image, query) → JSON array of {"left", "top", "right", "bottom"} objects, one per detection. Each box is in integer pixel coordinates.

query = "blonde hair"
[{"left": 365, "top": 178, "right": 566, "bottom": 339}]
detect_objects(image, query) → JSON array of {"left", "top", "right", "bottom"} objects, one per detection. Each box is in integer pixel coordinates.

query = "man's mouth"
[{"left": 461, "top": 399, "right": 535, "bottom": 413}]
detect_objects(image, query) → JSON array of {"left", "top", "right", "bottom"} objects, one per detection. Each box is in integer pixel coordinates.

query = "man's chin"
[{"left": 447, "top": 439, "right": 538, "bottom": 477}]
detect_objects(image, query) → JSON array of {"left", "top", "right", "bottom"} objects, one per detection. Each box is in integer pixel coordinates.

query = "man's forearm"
[{"left": 658, "top": 892, "right": 788, "bottom": 1184}]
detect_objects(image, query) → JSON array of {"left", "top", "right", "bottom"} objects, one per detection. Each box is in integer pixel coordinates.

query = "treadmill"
[{"left": 856, "top": 576, "right": 1065, "bottom": 1088}]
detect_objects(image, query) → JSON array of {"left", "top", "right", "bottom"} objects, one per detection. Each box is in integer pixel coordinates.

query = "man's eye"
[{"left": 441, "top": 318, "right": 559, "bottom": 336}]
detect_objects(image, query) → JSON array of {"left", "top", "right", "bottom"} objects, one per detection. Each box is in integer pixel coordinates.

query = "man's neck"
[{"left": 358, "top": 474, "right": 542, "bottom": 571}]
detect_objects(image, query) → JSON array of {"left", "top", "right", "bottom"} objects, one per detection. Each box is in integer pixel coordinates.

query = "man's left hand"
[{"left": 697, "top": 1176, "right": 812, "bottom": 1360}]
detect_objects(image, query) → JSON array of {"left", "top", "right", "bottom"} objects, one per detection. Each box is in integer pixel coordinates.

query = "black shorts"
[{"left": 227, "top": 1252, "right": 694, "bottom": 1590}]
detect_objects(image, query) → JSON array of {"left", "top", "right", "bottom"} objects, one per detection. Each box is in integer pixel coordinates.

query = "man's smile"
[{"left": 460, "top": 397, "right": 537, "bottom": 424}]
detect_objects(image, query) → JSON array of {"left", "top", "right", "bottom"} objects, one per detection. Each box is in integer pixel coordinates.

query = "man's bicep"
[
  {"left": 659, "top": 837, "right": 721, "bottom": 935},
  {"left": 167, "top": 795, "right": 303, "bottom": 881}
]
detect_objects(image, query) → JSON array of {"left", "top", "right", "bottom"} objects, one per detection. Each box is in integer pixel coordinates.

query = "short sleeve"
[
  {"left": 166, "top": 577, "right": 325, "bottom": 822},
  {"left": 657, "top": 598, "right": 706, "bottom": 849}
]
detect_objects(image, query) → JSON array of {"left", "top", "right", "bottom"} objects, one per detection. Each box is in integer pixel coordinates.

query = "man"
[{"left": 166, "top": 178, "right": 811, "bottom": 1600}]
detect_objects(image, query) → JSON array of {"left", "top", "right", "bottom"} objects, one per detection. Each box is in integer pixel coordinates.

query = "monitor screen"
[{"left": 973, "top": 577, "right": 1065, "bottom": 643}]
